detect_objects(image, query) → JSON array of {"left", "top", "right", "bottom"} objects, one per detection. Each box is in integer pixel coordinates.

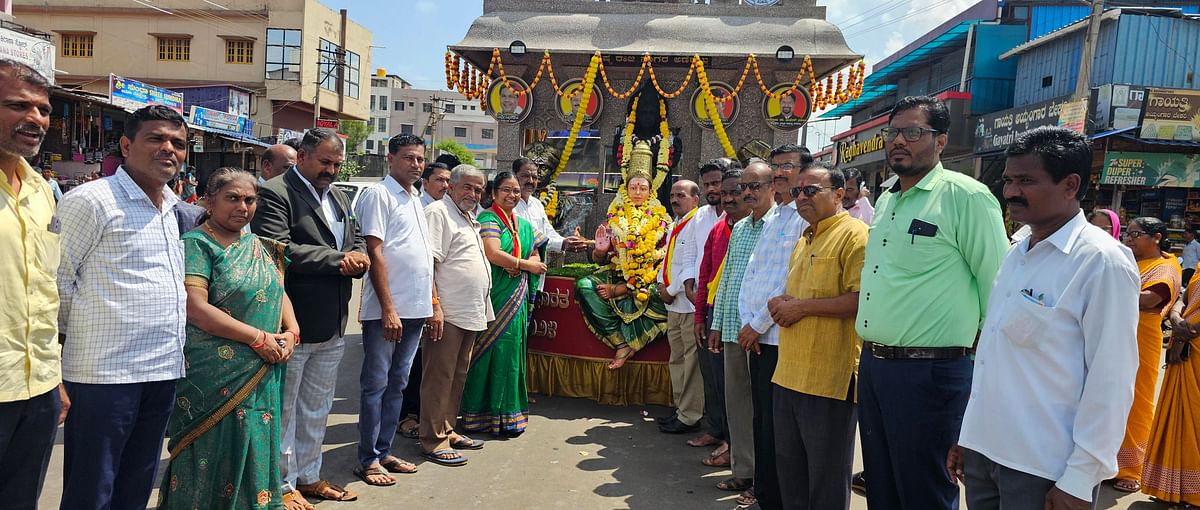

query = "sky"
[{"left": 321, "top": 0, "right": 981, "bottom": 151}]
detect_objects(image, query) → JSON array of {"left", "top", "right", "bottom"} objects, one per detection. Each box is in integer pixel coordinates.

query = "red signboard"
[
  {"left": 529, "top": 276, "right": 670, "bottom": 362},
  {"left": 315, "top": 118, "right": 339, "bottom": 129}
]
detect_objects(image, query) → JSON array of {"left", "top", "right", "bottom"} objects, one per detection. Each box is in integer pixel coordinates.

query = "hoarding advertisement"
[
  {"left": 109, "top": 74, "right": 184, "bottom": 112},
  {"left": 1139, "top": 88, "right": 1200, "bottom": 142},
  {"left": 1100, "top": 151, "right": 1200, "bottom": 187}
]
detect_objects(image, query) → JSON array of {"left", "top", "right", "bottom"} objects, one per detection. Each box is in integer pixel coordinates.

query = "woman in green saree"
[
  {"left": 460, "top": 172, "right": 547, "bottom": 437},
  {"left": 158, "top": 168, "right": 302, "bottom": 510}
]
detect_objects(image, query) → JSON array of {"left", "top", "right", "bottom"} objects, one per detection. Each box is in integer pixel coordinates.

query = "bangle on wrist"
[
  {"left": 516, "top": 259, "right": 521, "bottom": 271},
  {"left": 249, "top": 330, "right": 266, "bottom": 349}
]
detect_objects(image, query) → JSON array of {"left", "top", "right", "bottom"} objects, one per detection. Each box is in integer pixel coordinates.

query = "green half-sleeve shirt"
[{"left": 856, "top": 163, "right": 1008, "bottom": 348}]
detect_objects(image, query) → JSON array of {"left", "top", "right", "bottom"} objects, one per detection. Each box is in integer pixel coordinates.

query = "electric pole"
[{"left": 1074, "top": 0, "right": 1105, "bottom": 100}]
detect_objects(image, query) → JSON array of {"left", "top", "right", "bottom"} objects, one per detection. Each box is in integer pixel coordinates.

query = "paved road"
[{"left": 36, "top": 281, "right": 1161, "bottom": 509}]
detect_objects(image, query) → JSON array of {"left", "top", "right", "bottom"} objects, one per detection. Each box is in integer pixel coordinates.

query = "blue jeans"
[
  {"left": 357, "top": 318, "right": 424, "bottom": 466},
  {"left": 0, "top": 388, "right": 60, "bottom": 510},
  {"left": 60, "top": 380, "right": 176, "bottom": 510}
]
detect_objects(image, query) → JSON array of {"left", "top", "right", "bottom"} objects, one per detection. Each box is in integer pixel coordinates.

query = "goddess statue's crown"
[{"left": 625, "top": 140, "right": 654, "bottom": 181}]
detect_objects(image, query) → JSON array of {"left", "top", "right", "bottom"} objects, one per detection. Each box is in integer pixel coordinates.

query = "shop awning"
[
  {"left": 1091, "top": 126, "right": 1138, "bottom": 140},
  {"left": 1118, "top": 135, "right": 1200, "bottom": 149},
  {"left": 188, "top": 123, "right": 270, "bottom": 148}
]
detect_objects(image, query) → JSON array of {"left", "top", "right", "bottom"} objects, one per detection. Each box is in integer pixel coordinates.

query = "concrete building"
[
  {"left": 366, "top": 72, "right": 498, "bottom": 170},
  {"left": 14, "top": 0, "right": 373, "bottom": 140}
]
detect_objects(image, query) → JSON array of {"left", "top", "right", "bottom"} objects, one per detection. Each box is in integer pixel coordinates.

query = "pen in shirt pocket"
[{"left": 1020, "top": 288, "right": 1046, "bottom": 307}]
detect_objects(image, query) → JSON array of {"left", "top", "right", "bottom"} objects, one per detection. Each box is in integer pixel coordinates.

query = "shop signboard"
[
  {"left": 190, "top": 105, "right": 241, "bottom": 132},
  {"left": 1139, "top": 88, "right": 1200, "bottom": 143},
  {"left": 315, "top": 118, "right": 340, "bottom": 130},
  {"left": 277, "top": 128, "right": 305, "bottom": 143},
  {"left": 836, "top": 125, "right": 886, "bottom": 166},
  {"left": 973, "top": 95, "right": 1075, "bottom": 154},
  {"left": 109, "top": 74, "right": 183, "bottom": 112},
  {"left": 1093, "top": 84, "right": 1146, "bottom": 131},
  {"left": 1057, "top": 98, "right": 1089, "bottom": 134},
  {"left": 0, "top": 27, "right": 55, "bottom": 84},
  {"left": 1100, "top": 151, "right": 1200, "bottom": 187}
]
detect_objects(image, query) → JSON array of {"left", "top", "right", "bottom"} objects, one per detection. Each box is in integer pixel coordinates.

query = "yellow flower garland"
[
  {"left": 694, "top": 56, "right": 736, "bottom": 158},
  {"left": 607, "top": 187, "right": 670, "bottom": 298},
  {"left": 539, "top": 187, "right": 560, "bottom": 221},
  {"left": 548, "top": 52, "right": 602, "bottom": 184}
]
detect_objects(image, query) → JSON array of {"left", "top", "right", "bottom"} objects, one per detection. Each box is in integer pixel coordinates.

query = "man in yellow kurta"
[{"left": 764, "top": 162, "right": 868, "bottom": 510}]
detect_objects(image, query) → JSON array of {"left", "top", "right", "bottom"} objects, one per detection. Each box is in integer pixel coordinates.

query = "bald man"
[
  {"left": 260, "top": 143, "right": 299, "bottom": 183},
  {"left": 657, "top": 179, "right": 706, "bottom": 435}
]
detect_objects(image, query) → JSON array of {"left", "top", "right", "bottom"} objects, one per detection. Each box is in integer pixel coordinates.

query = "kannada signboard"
[
  {"left": 1100, "top": 151, "right": 1200, "bottom": 187},
  {"left": 1139, "top": 88, "right": 1200, "bottom": 143},
  {"left": 1093, "top": 84, "right": 1146, "bottom": 131},
  {"left": 973, "top": 95, "right": 1076, "bottom": 153},
  {"left": 0, "top": 27, "right": 55, "bottom": 84},
  {"left": 109, "top": 74, "right": 184, "bottom": 112},
  {"left": 190, "top": 105, "right": 253, "bottom": 136}
]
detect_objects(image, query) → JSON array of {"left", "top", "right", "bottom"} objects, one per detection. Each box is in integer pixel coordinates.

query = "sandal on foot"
[
  {"left": 282, "top": 490, "right": 316, "bottom": 510},
  {"left": 701, "top": 451, "right": 730, "bottom": 467},
  {"left": 421, "top": 449, "right": 468, "bottom": 467},
  {"left": 450, "top": 436, "right": 484, "bottom": 450},
  {"left": 297, "top": 480, "right": 358, "bottom": 502},
  {"left": 607, "top": 346, "right": 634, "bottom": 370},
  {"left": 1112, "top": 478, "right": 1141, "bottom": 493},
  {"left": 687, "top": 434, "right": 721, "bottom": 447},
  {"left": 709, "top": 441, "right": 729, "bottom": 458},
  {"left": 352, "top": 465, "right": 396, "bottom": 487},
  {"left": 380, "top": 456, "right": 418, "bottom": 474},
  {"left": 716, "top": 477, "right": 753, "bottom": 492},
  {"left": 736, "top": 488, "right": 758, "bottom": 506},
  {"left": 399, "top": 417, "right": 420, "bottom": 439}
]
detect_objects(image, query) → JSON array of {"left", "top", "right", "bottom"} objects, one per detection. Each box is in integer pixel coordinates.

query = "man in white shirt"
[
  {"left": 56, "top": 105, "right": 190, "bottom": 509},
  {"left": 656, "top": 180, "right": 705, "bottom": 434},
  {"left": 353, "top": 134, "right": 434, "bottom": 485},
  {"left": 949, "top": 127, "right": 1139, "bottom": 510},
  {"left": 420, "top": 164, "right": 494, "bottom": 467},
  {"left": 512, "top": 158, "right": 588, "bottom": 258},
  {"left": 419, "top": 162, "right": 451, "bottom": 208},
  {"left": 842, "top": 167, "right": 874, "bottom": 224},
  {"left": 1182, "top": 230, "right": 1199, "bottom": 286}
]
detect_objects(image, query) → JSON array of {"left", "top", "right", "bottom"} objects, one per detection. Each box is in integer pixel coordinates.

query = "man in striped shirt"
[{"left": 707, "top": 161, "right": 775, "bottom": 502}]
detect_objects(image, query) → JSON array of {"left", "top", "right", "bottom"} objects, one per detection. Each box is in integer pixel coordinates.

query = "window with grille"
[
  {"left": 422, "top": 103, "right": 432, "bottom": 113},
  {"left": 454, "top": 127, "right": 467, "bottom": 137},
  {"left": 157, "top": 37, "right": 191, "bottom": 61},
  {"left": 379, "top": 96, "right": 387, "bottom": 110},
  {"left": 401, "top": 124, "right": 413, "bottom": 135},
  {"left": 394, "top": 101, "right": 403, "bottom": 111},
  {"left": 377, "top": 118, "right": 387, "bottom": 133},
  {"left": 225, "top": 39, "right": 253, "bottom": 64},
  {"left": 265, "top": 28, "right": 301, "bottom": 80},
  {"left": 60, "top": 33, "right": 94, "bottom": 58},
  {"left": 481, "top": 128, "right": 494, "bottom": 140},
  {"left": 366, "top": 139, "right": 374, "bottom": 151}
]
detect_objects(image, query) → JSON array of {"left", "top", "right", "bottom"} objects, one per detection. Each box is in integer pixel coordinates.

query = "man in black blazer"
[{"left": 251, "top": 128, "right": 368, "bottom": 504}]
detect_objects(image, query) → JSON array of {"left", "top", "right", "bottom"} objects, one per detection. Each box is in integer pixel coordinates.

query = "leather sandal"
[
  {"left": 282, "top": 490, "right": 316, "bottom": 510},
  {"left": 297, "top": 480, "right": 358, "bottom": 501}
]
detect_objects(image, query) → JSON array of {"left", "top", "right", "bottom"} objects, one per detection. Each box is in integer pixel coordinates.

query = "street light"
[
  {"left": 776, "top": 45, "right": 795, "bottom": 64},
  {"left": 509, "top": 40, "right": 527, "bottom": 56}
]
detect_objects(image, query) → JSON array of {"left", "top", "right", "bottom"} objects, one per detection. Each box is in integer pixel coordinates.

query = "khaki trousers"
[
  {"left": 418, "top": 322, "right": 479, "bottom": 452},
  {"left": 666, "top": 311, "right": 705, "bottom": 426}
]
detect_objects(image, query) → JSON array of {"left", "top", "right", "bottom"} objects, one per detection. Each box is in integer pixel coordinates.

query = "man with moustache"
[
  {"left": 512, "top": 158, "right": 588, "bottom": 260},
  {"left": 692, "top": 167, "right": 748, "bottom": 467},
  {"left": 843, "top": 167, "right": 874, "bottom": 224},
  {"left": 420, "top": 162, "right": 451, "bottom": 208},
  {"left": 260, "top": 143, "right": 298, "bottom": 184},
  {"left": 856, "top": 96, "right": 1008, "bottom": 510},
  {"left": 708, "top": 162, "right": 777, "bottom": 502},
  {"left": 353, "top": 134, "right": 434, "bottom": 485},
  {"left": 768, "top": 163, "right": 868, "bottom": 510},
  {"left": 0, "top": 60, "right": 64, "bottom": 510},
  {"left": 949, "top": 127, "right": 1138, "bottom": 510},
  {"left": 420, "top": 164, "right": 493, "bottom": 466},
  {"left": 253, "top": 128, "right": 369, "bottom": 504},
  {"left": 685, "top": 158, "right": 738, "bottom": 453},
  {"left": 734, "top": 144, "right": 813, "bottom": 510},
  {"left": 56, "top": 105, "right": 190, "bottom": 509},
  {"left": 656, "top": 180, "right": 705, "bottom": 435}
]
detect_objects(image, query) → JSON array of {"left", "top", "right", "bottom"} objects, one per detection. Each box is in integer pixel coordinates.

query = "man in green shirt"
[{"left": 856, "top": 96, "right": 1007, "bottom": 510}]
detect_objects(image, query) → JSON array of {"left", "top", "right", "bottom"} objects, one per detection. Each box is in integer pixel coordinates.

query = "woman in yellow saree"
[{"left": 1114, "top": 216, "right": 1181, "bottom": 493}]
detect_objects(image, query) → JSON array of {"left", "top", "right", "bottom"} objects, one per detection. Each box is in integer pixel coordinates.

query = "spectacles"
[
  {"left": 790, "top": 185, "right": 837, "bottom": 198},
  {"left": 768, "top": 162, "right": 799, "bottom": 172},
  {"left": 882, "top": 126, "right": 940, "bottom": 142},
  {"left": 737, "top": 181, "right": 771, "bottom": 192},
  {"left": 496, "top": 187, "right": 522, "bottom": 195},
  {"left": 1121, "top": 231, "right": 1150, "bottom": 240}
]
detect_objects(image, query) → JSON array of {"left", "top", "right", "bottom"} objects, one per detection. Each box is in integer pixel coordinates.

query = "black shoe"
[
  {"left": 658, "top": 418, "right": 700, "bottom": 434},
  {"left": 654, "top": 413, "right": 677, "bottom": 425},
  {"left": 851, "top": 471, "right": 866, "bottom": 493}
]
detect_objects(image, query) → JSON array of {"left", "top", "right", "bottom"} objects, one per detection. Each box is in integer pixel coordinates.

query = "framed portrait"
[
  {"left": 690, "top": 81, "right": 739, "bottom": 130},
  {"left": 555, "top": 79, "right": 604, "bottom": 126},
  {"left": 763, "top": 83, "right": 812, "bottom": 131},
  {"left": 486, "top": 76, "right": 533, "bottom": 123}
]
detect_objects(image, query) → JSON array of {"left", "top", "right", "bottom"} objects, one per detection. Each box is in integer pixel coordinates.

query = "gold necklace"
[{"left": 205, "top": 220, "right": 238, "bottom": 245}]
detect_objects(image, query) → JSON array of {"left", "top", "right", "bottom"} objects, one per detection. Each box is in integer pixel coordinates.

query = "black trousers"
[
  {"left": 0, "top": 389, "right": 60, "bottom": 510},
  {"left": 750, "top": 345, "right": 781, "bottom": 510},
  {"left": 773, "top": 384, "right": 857, "bottom": 510},
  {"left": 699, "top": 311, "right": 727, "bottom": 440},
  {"left": 858, "top": 352, "right": 972, "bottom": 510}
]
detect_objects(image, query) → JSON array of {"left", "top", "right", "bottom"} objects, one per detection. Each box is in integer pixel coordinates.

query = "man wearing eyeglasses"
[
  {"left": 734, "top": 144, "right": 813, "bottom": 510},
  {"left": 707, "top": 161, "right": 776, "bottom": 502},
  {"left": 767, "top": 162, "right": 867, "bottom": 510},
  {"left": 856, "top": 96, "right": 1008, "bottom": 510}
]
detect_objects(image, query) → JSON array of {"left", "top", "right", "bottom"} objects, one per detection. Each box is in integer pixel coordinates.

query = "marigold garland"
[
  {"left": 693, "top": 56, "right": 736, "bottom": 158},
  {"left": 548, "top": 52, "right": 602, "bottom": 184},
  {"left": 539, "top": 186, "right": 560, "bottom": 221},
  {"left": 607, "top": 185, "right": 670, "bottom": 300}
]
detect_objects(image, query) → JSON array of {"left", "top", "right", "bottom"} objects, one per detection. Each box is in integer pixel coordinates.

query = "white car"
[{"left": 333, "top": 181, "right": 373, "bottom": 212}]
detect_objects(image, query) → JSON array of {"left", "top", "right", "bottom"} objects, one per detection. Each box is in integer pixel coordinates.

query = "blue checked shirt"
[
  {"left": 740, "top": 203, "right": 808, "bottom": 346},
  {"left": 711, "top": 207, "right": 772, "bottom": 343}
]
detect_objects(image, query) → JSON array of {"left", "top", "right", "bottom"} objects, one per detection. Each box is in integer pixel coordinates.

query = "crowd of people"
[{"left": 2, "top": 54, "right": 1199, "bottom": 510}]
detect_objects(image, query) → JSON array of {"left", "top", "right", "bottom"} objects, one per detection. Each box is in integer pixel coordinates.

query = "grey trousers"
[
  {"left": 774, "top": 384, "right": 857, "bottom": 510},
  {"left": 963, "top": 448, "right": 1098, "bottom": 510},
  {"left": 724, "top": 345, "right": 755, "bottom": 479}
]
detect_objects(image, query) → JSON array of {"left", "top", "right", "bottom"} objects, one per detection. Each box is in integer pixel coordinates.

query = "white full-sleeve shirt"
[
  {"left": 959, "top": 210, "right": 1140, "bottom": 502},
  {"left": 656, "top": 208, "right": 701, "bottom": 314},
  {"left": 514, "top": 195, "right": 564, "bottom": 253}
]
